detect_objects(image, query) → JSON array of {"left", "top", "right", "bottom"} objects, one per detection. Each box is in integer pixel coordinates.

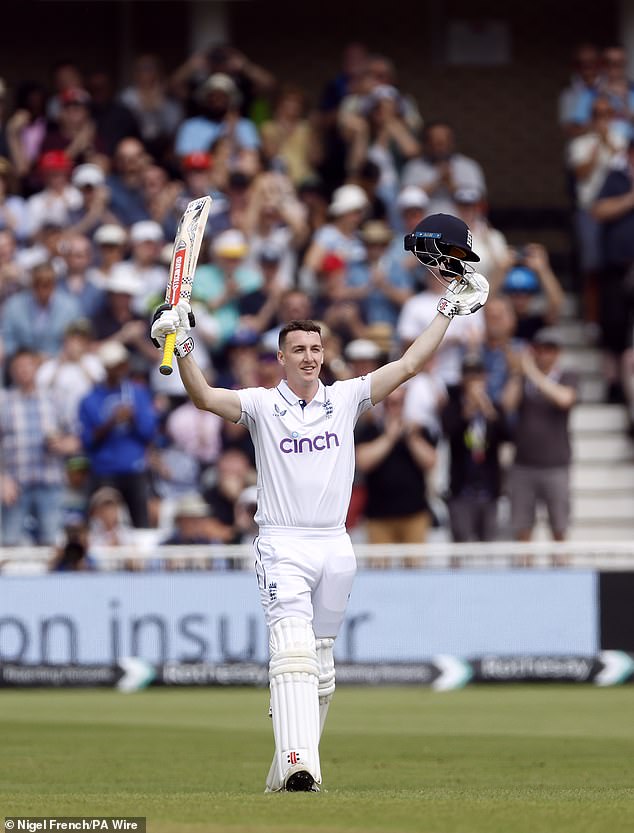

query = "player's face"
[{"left": 278, "top": 330, "right": 324, "bottom": 387}]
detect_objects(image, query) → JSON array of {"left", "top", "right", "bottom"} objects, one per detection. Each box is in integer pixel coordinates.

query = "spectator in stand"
[
  {"left": 481, "top": 294, "right": 521, "bottom": 405},
  {"left": 1, "top": 349, "right": 80, "bottom": 545},
  {"left": 500, "top": 245, "right": 565, "bottom": 342},
  {"left": 87, "top": 485, "right": 134, "bottom": 548},
  {"left": 296, "top": 178, "right": 330, "bottom": 251},
  {"left": 57, "top": 233, "right": 105, "bottom": 318},
  {"left": 191, "top": 229, "right": 262, "bottom": 352},
  {"left": 358, "top": 84, "right": 421, "bottom": 221},
  {"left": 215, "top": 329, "right": 261, "bottom": 390},
  {"left": 559, "top": 44, "right": 601, "bottom": 138},
  {"left": 79, "top": 341, "right": 157, "bottom": 527},
  {"left": 36, "top": 318, "right": 103, "bottom": 432},
  {"left": 355, "top": 386, "right": 437, "bottom": 555},
  {"left": 126, "top": 220, "right": 168, "bottom": 316},
  {"left": 175, "top": 73, "right": 260, "bottom": 176},
  {"left": 592, "top": 138, "right": 634, "bottom": 402},
  {"left": 91, "top": 224, "right": 127, "bottom": 286},
  {"left": 313, "top": 253, "right": 367, "bottom": 347},
  {"left": 244, "top": 171, "right": 309, "bottom": 289},
  {"left": 401, "top": 121, "right": 486, "bottom": 216},
  {"left": 301, "top": 183, "right": 368, "bottom": 294},
  {"left": 384, "top": 186, "right": 429, "bottom": 292},
  {"left": 0, "top": 229, "right": 25, "bottom": 307},
  {"left": 26, "top": 151, "right": 82, "bottom": 237},
  {"left": 202, "top": 447, "right": 255, "bottom": 543},
  {"left": 260, "top": 288, "right": 314, "bottom": 353},
  {"left": 50, "top": 520, "right": 96, "bottom": 572},
  {"left": 572, "top": 46, "right": 634, "bottom": 141},
  {"left": 175, "top": 152, "right": 216, "bottom": 219},
  {"left": 68, "top": 163, "right": 119, "bottom": 240},
  {"left": 568, "top": 97, "right": 628, "bottom": 322},
  {"left": 237, "top": 246, "right": 286, "bottom": 337},
  {"left": 1, "top": 260, "right": 82, "bottom": 360},
  {"left": 503, "top": 328, "right": 578, "bottom": 543},
  {"left": 41, "top": 88, "right": 107, "bottom": 166},
  {"left": 441, "top": 354, "right": 510, "bottom": 543},
  {"left": 90, "top": 262, "right": 157, "bottom": 369},
  {"left": 0, "top": 157, "right": 28, "bottom": 244},
  {"left": 397, "top": 264, "right": 485, "bottom": 393},
  {"left": 16, "top": 219, "right": 67, "bottom": 276},
  {"left": 119, "top": 54, "right": 183, "bottom": 160},
  {"left": 260, "top": 85, "right": 322, "bottom": 185},
  {"left": 0, "top": 78, "right": 9, "bottom": 159},
  {"left": 161, "top": 492, "right": 226, "bottom": 547},
  {"left": 4, "top": 81, "right": 48, "bottom": 186},
  {"left": 140, "top": 163, "right": 182, "bottom": 241},
  {"left": 46, "top": 61, "right": 84, "bottom": 125},
  {"left": 86, "top": 70, "right": 140, "bottom": 158},
  {"left": 107, "top": 137, "right": 151, "bottom": 227},
  {"left": 358, "top": 219, "right": 415, "bottom": 326},
  {"left": 352, "top": 159, "right": 388, "bottom": 222},
  {"left": 453, "top": 187, "right": 513, "bottom": 292}
]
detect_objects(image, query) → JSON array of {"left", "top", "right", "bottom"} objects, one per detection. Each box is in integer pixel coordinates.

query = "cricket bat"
[{"left": 159, "top": 195, "right": 212, "bottom": 375}]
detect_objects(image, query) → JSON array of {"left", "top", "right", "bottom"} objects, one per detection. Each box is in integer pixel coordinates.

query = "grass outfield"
[{"left": 1, "top": 686, "right": 634, "bottom": 833}]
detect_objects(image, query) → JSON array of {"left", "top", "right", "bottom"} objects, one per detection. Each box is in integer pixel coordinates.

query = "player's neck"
[{"left": 285, "top": 378, "right": 319, "bottom": 403}]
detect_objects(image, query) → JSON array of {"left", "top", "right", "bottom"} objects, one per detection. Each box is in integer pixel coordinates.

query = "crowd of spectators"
[{"left": 4, "top": 38, "right": 619, "bottom": 571}]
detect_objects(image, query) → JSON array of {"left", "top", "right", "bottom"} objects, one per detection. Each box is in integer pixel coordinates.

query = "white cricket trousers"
[{"left": 253, "top": 527, "right": 357, "bottom": 637}]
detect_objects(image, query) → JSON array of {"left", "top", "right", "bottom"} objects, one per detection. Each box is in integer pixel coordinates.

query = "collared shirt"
[
  {"left": 238, "top": 376, "right": 373, "bottom": 531},
  {"left": 0, "top": 389, "right": 66, "bottom": 486}
]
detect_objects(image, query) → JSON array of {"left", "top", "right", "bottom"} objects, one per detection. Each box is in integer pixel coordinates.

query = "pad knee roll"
[{"left": 316, "top": 637, "right": 335, "bottom": 704}]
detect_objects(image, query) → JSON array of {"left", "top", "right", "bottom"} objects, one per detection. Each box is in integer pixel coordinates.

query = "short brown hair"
[{"left": 278, "top": 319, "right": 322, "bottom": 350}]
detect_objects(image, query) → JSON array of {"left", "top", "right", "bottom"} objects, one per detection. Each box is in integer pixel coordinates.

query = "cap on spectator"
[
  {"left": 174, "top": 493, "right": 210, "bottom": 518},
  {"left": 39, "top": 150, "right": 72, "bottom": 172},
  {"left": 90, "top": 486, "right": 125, "bottom": 509},
  {"left": 64, "top": 318, "right": 93, "bottom": 338},
  {"left": 213, "top": 229, "right": 248, "bottom": 258},
  {"left": 345, "top": 338, "right": 382, "bottom": 361},
  {"left": 94, "top": 224, "right": 127, "bottom": 246},
  {"left": 182, "top": 151, "right": 213, "bottom": 171},
  {"left": 104, "top": 262, "right": 143, "bottom": 295},
  {"left": 97, "top": 340, "right": 129, "bottom": 368},
  {"left": 328, "top": 184, "right": 369, "bottom": 217},
  {"left": 199, "top": 72, "right": 240, "bottom": 104},
  {"left": 130, "top": 220, "right": 164, "bottom": 244},
  {"left": 532, "top": 327, "right": 564, "bottom": 348},
  {"left": 365, "top": 322, "right": 394, "bottom": 353},
  {"left": 503, "top": 266, "right": 540, "bottom": 294},
  {"left": 454, "top": 187, "right": 484, "bottom": 205},
  {"left": 360, "top": 220, "right": 393, "bottom": 245},
  {"left": 461, "top": 353, "right": 486, "bottom": 374},
  {"left": 319, "top": 252, "right": 346, "bottom": 274},
  {"left": 61, "top": 87, "right": 91, "bottom": 107},
  {"left": 397, "top": 185, "right": 429, "bottom": 212},
  {"left": 72, "top": 163, "right": 105, "bottom": 188}
]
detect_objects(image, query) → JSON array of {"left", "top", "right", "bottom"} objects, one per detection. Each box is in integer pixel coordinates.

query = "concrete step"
[
  {"left": 578, "top": 375, "right": 607, "bottom": 404},
  {"left": 572, "top": 493, "right": 634, "bottom": 521},
  {"left": 570, "top": 404, "right": 629, "bottom": 433},
  {"left": 572, "top": 464, "right": 634, "bottom": 491},
  {"left": 561, "top": 348, "right": 603, "bottom": 375},
  {"left": 572, "top": 433, "right": 632, "bottom": 462}
]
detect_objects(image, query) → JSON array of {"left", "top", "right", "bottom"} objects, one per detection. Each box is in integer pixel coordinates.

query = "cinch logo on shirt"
[{"left": 279, "top": 432, "right": 340, "bottom": 454}]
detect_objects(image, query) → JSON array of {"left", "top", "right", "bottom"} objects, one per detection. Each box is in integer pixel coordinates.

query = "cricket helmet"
[{"left": 404, "top": 213, "right": 479, "bottom": 281}]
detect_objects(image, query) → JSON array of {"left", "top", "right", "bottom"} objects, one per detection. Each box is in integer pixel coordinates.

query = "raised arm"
[
  {"left": 151, "top": 301, "right": 242, "bottom": 422},
  {"left": 370, "top": 272, "right": 489, "bottom": 405},
  {"left": 177, "top": 353, "right": 242, "bottom": 422}
]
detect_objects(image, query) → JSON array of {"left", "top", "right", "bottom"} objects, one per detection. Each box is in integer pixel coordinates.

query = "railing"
[{"left": 4, "top": 540, "right": 634, "bottom": 573}]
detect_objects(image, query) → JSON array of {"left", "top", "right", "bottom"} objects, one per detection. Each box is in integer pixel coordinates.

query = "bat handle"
[{"left": 159, "top": 332, "right": 177, "bottom": 375}]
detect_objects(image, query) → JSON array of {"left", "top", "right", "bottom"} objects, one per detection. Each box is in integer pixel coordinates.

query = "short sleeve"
[
  {"left": 237, "top": 386, "right": 265, "bottom": 427},
  {"left": 332, "top": 374, "right": 373, "bottom": 424}
]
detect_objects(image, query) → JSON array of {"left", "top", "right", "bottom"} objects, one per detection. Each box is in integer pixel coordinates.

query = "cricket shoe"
[{"left": 284, "top": 765, "right": 317, "bottom": 792}]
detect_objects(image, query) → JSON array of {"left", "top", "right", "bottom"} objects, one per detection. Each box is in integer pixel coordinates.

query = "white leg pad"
[
  {"left": 268, "top": 617, "right": 321, "bottom": 788},
  {"left": 316, "top": 637, "right": 335, "bottom": 736}
]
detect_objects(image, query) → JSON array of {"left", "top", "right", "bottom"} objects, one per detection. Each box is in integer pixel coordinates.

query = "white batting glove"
[
  {"left": 438, "top": 273, "right": 489, "bottom": 318},
  {"left": 150, "top": 300, "right": 195, "bottom": 357}
]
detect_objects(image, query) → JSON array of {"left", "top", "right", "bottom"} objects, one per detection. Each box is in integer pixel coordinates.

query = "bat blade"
[{"left": 159, "top": 195, "right": 212, "bottom": 376}]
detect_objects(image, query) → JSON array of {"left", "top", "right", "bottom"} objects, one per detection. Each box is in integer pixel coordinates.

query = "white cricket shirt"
[{"left": 238, "top": 376, "right": 373, "bottom": 532}]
